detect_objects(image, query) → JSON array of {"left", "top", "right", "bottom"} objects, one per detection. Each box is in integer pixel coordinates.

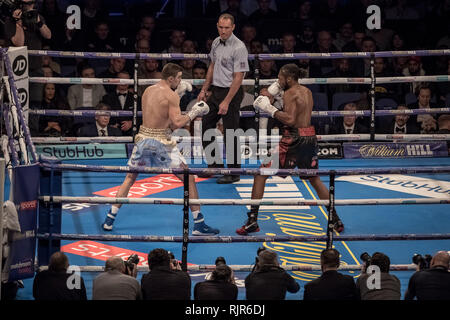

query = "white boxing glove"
[
  {"left": 175, "top": 80, "right": 192, "bottom": 97},
  {"left": 268, "top": 80, "right": 284, "bottom": 101},
  {"left": 253, "top": 95, "right": 278, "bottom": 118},
  {"left": 187, "top": 101, "right": 210, "bottom": 120}
]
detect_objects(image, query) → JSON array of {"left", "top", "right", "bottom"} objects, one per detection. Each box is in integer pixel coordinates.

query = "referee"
[{"left": 197, "top": 13, "right": 249, "bottom": 184}]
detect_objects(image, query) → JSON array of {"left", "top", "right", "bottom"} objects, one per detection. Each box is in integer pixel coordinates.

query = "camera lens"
[
  {"left": 360, "top": 252, "right": 371, "bottom": 263},
  {"left": 412, "top": 253, "right": 422, "bottom": 265}
]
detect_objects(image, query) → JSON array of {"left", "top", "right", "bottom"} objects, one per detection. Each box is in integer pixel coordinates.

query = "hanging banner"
[
  {"left": 6, "top": 46, "right": 29, "bottom": 124},
  {"left": 2, "top": 163, "right": 39, "bottom": 282},
  {"left": 343, "top": 142, "right": 448, "bottom": 159}
]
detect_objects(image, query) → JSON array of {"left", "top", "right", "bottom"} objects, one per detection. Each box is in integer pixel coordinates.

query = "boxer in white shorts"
[{"left": 103, "top": 63, "right": 219, "bottom": 235}]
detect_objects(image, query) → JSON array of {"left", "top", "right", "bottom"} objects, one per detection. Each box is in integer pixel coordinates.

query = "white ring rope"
[{"left": 40, "top": 196, "right": 450, "bottom": 206}]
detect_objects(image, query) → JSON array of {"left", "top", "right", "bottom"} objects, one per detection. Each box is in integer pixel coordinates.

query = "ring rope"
[
  {"left": 27, "top": 107, "right": 450, "bottom": 118},
  {"left": 36, "top": 264, "right": 422, "bottom": 272},
  {"left": 28, "top": 49, "right": 450, "bottom": 60},
  {"left": 29, "top": 75, "right": 450, "bottom": 86},
  {"left": 39, "top": 162, "right": 450, "bottom": 176},
  {"left": 39, "top": 196, "right": 450, "bottom": 206},
  {"left": 36, "top": 233, "right": 450, "bottom": 243},
  {"left": 30, "top": 133, "right": 450, "bottom": 144}
]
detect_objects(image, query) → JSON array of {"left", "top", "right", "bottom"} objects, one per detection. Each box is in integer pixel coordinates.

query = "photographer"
[
  {"left": 4, "top": 0, "right": 51, "bottom": 70},
  {"left": 92, "top": 255, "right": 141, "bottom": 300},
  {"left": 405, "top": 251, "right": 450, "bottom": 300},
  {"left": 355, "top": 252, "right": 401, "bottom": 300},
  {"left": 141, "top": 248, "right": 191, "bottom": 300},
  {"left": 194, "top": 257, "right": 238, "bottom": 300},
  {"left": 245, "top": 249, "right": 300, "bottom": 300}
]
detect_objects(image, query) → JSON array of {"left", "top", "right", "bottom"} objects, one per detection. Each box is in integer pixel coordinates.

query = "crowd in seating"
[{"left": 1, "top": 0, "right": 449, "bottom": 138}]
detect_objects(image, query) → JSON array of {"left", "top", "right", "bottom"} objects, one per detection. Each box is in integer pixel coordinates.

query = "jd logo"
[
  {"left": 12, "top": 55, "right": 27, "bottom": 76},
  {"left": 17, "top": 88, "right": 28, "bottom": 105},
  {"left": 18, "top": 88, "right": 28, "bottom": 106}
]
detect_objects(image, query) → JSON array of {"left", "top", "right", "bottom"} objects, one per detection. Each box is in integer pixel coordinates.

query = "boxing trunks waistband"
[
  {"left": 298, "top": 126, "right": 316, "bottom": 137},
  {"left": 135, "top": 126, "right": 175, "bottom": 147}
]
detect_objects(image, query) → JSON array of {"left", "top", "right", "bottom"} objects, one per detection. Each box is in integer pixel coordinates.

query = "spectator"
[
  {"left": 38, "top": 83, "right": 72, "bottom": 137},
  {"left": 258, "top": 59, "right": 278, "bottom": 79},
  {"left": 419, "top": 114, "right": 438, "bottom": 134},
  {"left": 393, "top": 56, "right": 409, "bottom": 76},
  {"left": 101, "top": 71, "right": 139, "bottom": 136},
  {"left": 438, "top": 114, "right": 450, "bottom": 133},
  {"left": 67, "top": 63, "right": 106, "bottom": 110},
  {"left": 317, "top": 0, "right": 347, "bottom": 31},
  {"left": 402, "top": 56, "right": 426, "bottom": 93},
  {"left": 405, "top": 251, "right": 450, "bottom": 300},
  {"left": 297, "top": 21, "right": 315, "bottom": 51},
  {"left": 385, "top": 0, "right": 420, "bottom": 20},
  {"left": 221, "top": 0, "right": 248, "bottom": 30},
  {"left": 391, "top": 33, "right": 407, "bottom": 51},
  {"left": 141, "top": 248, "right": 191, "bottom": 300},
  {"left": 303, "top": 249, "right": 358, "bottom": 300},
  {"left": 85, "top": 21, "right": 119, "bottom": 52},
  {"left": 181, "top": 61, "right": 207, "bottom": 112},
  {"left": 245, "top": 249, "right": 300, "bottom": 300},
  {"left": 39, "top": 0, "right": 65, "bottom": 47},
  {"left": 325, "top": 58, "right": 356, "bottom": 98},
  {"left": 77, "top": 102, "right": 122, "bottom": 137},
  {"left": 342, "top": 29, "right": 366, "bottom": 52},
  {"left": 356, "top": 252, "right": 401, "bottom": 300},
  {"left": 99, "top": 58, "right": 127, "bottom": 93},
  {"left": 138, "top": 59, "right": 162, "bottom": 95},
  {"left": 163, "top": 29, "right": 186, "bottom": 53},
  {"left": 366, "top": 14, "right": 395, "bottom": 51},
  {"left": 275, "top": 32, "right": 299, "bottom": 70},
  {"left": 33, "top": 252, "right": 87, "bottom": 300},
  {"left": 41, "top": 53, "right": 61, "bottom": 75},
  {"left": 292, "top": 0, "right": 313, "bottom": 21},
  {"left": 4, "top": 0, "right": 52, "bottom": 71},
  {"left": 194, "top": 261, "right": 238, "bottom": 300},
  {"left": 380, "top": 105, "right": 419, "bottom": 134},
  {"left": 373, "top": 57, "right": 401, "bottom": 101},
  {"left": 311, "top": 30, "right": 337, "bottom": 74},
  {"left": 248, "top": 0, "right": 279, "bottom": 42},
  {"left": 92, "top": 256, "right": 141, "bottom": 300},
  {"left": 353, "top": 36, "right": 377, "bottom": 77},
  {"left": 407, "top": 85, "right": 438, "bottom": 128},
  {"left": 240, "top": 23, "right": 258, "bottom": 52},
  {"left": 330, "top": 103, "right": 368, "bottom": 135},
  {"left": 80, "top": 0, "right": 109, "bottom": 33},
  {"left": 333, "top": 21, "right": 354, "bottom": 52},
  {"left": 135, "top": 38, "right": 151, "bottom": 53}
]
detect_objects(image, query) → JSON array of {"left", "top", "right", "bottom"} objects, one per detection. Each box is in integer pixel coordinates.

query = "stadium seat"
[
  {"left": 445, "top": 93, "right": 450, "bottom": 107},
  {"left": 332, "top": 92, "right": 361, "bottom": 110},
  {"left": 405, "top": 92, "right": 417, "bottom": 106},
  {"left": 312, "top": 92, "right": 330, "bottom": 134},
  {"left": 375, "top": 98, "right": 398, "bottom": 110}
]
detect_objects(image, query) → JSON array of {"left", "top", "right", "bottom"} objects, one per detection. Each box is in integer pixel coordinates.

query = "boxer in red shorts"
[{"left": 236, "top": 63, "right": 344, "bottom": 235}]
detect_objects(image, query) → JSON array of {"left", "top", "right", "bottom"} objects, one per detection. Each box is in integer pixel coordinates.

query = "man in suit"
[
  {"left": 67, "top": 64, "right": 106, "bottom": 110},
  {"left": 98, "top": 58, "right": 127, "bottom": 93},
  {"left": 330, "top": 103, "right": 368, "bottom": 134},
  {"left": 381, "top": 105, "right": 420, "bottom": 134},
  {"left": 303, "top": 249, "right": 359, "bottom": 300},
  {"left": 78, "top": 103, "right": 122, "bottom": 137},
  {"left": 101, "top": 71, "right": 141, "bottom": 136},
  {"left": 407, "top": 85, "right": 439, "bottom": 129}
]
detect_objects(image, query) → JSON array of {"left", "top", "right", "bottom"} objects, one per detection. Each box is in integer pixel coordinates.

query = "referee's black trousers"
[{"left": 202, "top": 85, "right": 244, "bottom": 168}]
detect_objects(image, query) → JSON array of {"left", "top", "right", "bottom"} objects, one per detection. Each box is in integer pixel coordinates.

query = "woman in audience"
[{"left": 38, "top": 83, "right": 72, "bottom": 136}]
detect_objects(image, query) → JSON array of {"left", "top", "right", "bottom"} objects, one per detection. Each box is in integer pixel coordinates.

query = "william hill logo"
[{"left": 358, "top": 144, "right": 434, "bottom": 158}]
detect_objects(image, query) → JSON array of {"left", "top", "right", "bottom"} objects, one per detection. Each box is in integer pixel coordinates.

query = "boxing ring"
[{"left": 1, "top": 47, "right": 450, "bottom": 300}]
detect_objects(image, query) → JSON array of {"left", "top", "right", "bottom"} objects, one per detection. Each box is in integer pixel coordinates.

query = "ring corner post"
[
  {"left": 38, "top": 159, "right": 62, "bottom": 267},
  {"left": 326, "top": 171, "right": 336, "bottom": 249},
  {"left": 181, "top": 169, "right": 189, "bottom": 272}
]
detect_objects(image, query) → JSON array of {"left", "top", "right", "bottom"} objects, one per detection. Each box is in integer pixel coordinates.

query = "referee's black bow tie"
[
  {"left": 220, "top": 39, "right": 226, "bottom": 45},
  {"left": 396, "top": 127, "right": 405, "bottom": 133},
  {"left": 117, "top": 92, "right": 127, "bottom": 97}
]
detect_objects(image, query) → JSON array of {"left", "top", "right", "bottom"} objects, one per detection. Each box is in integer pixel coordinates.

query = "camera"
[
  {"left": 0, "top": 0, "right": 38, "bottom": 26},
  {"left": 412, "top": 254, "right": 432, "bottom": 270},
  {"left": 168, "top": 251, "right": 179, "bottom": 269},
  {"left": 360, "top": 252, "right": 371, "bottom": 272},
  {"left": 215, "top": 256, "right": 226, "bottom": 266},
  {"left": 124, "top": 254, "right": 139, "bottom": 274}
]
